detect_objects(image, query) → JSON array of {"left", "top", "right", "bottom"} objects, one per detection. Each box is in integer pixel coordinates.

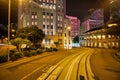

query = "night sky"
[{"left": 0, "top": 0, "right": 107, "bottom": 25}]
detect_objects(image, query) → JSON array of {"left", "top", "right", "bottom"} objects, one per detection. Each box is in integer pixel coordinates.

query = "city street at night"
[
  {"left": 0, "top": 0, "right": 120, "bottom": 80},
  {"left": 0, "top": 48, "right": 120, "bottom": 80}
]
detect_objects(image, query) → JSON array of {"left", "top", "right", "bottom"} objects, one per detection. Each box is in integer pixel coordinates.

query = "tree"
[
  {"left": 16, "top": 27, "right": 45, "bottom": 47},
  {"left": 11, "top": 38, "right": 32, "bottom": 51},
  {"left": 73, "top": 35, "right": 79, "bottom": 43}
]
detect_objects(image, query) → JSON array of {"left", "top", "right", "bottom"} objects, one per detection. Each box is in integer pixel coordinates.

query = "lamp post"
[{"left": 8, "top": 0, "right": 11, "bottom": 61}]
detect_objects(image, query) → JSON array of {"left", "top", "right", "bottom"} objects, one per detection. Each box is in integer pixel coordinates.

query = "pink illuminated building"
[
  {"left": 83, "top": 9, "right": 104, "bottom": 32},
  {"left": 66, "top": 15, "right": 80, "bottom": 38}
]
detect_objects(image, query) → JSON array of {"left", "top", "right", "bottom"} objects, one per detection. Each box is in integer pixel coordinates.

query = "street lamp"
[{"left": 8, "top": 0, "right": 11, "bottom": 61}]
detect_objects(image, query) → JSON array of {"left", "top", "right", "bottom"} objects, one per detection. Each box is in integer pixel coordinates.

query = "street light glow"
[
  {"left": 107, "top": 23, "right": 118, "bottom": 27},
  {"left": 67, "top": 26, "right": 71, "bottom": 30}
]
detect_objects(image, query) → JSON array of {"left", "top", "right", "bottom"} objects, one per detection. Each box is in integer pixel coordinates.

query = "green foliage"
[
  {"left": 37, "top": 49, "right": 43, "bottom": 54},
  {"left": 10, "top": 52, "right": 22, "bottom": 61},
  {"left": 11, "top": 38, "right": 32, "bottom": 51},
  {"left": 0, "top": 55, "right": 8, "bottom": 63},
  {"left": 46, "top": 48, "right": 52, "bottom": 52},
  {"left": 16, "top": 27, "right": 45, "bottom": 46},
  {"left": 53, "top": 48, "right": 58, "bottom": 51},
  {"left": 30, "top": 50, "right": 37, "bottom": 56},
  {"left": 73, "top": 35, "right": 79, "bottom": 43},
  {"left": 24, "top": 51, "right": 32, "bottom": 57}
]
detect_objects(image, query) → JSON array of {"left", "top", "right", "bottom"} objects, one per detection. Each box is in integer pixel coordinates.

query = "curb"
[{"left": 112, "top": 52, "right": 120, "bottom": 62}]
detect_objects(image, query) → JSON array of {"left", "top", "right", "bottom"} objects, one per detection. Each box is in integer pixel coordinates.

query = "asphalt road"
[
  {"left": 0, "top": 48, "right": 120, "bottom": 80},
  {"left": 91, "top": 48, "right": 120, "bottom": 80}
]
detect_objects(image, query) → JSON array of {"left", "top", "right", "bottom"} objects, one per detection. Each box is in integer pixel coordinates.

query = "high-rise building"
[
  {"left": 66, "top": 16, "right": 80, "bottom": 38},
  {"left": 64, "top": 18, "right": 72, "bottom": 49},
  {"left": 18, "top": 0, "right": 66, "bottom": 48}
]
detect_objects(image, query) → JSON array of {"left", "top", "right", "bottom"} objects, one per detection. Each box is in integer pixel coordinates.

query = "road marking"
[
  {"left": 42, "top": 65, "right": 52, "bottom": 72},
  {"left": 20, "top": 64, "right": 47, "bottom": 80}
]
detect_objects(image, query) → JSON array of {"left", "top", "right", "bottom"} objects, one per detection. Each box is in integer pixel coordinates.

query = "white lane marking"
[
  {"left": 20, "top": 64, "right": 47, "bottom": 80},
  {"left": 65, "top": 50, "right": 91, "bottom": 80},
  {"left": 86, "top": 52, "right": 95, "bottom": 80}
]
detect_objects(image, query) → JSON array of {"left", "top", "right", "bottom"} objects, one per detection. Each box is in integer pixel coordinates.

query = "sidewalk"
[
  {"left": 0, "top": 49, "right": 70, "bottom": 68},
  {"left": 0, "top": 52, "right": 54, "bottom": 68},
  {"left": 114, "top": 51, "right": 120, "bottom": 62}
]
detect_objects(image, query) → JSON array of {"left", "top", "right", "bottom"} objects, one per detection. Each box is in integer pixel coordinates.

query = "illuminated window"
[
  {"left": 47, "top": 0, "right": 49, "bottom": 3},
  {"left": 108, "top": 35, "right": 111, "bottom": 38},
  {"left": 27, "top": 22, "right": 29, "bottom": 26},
  {"left": 58, "top": 5, "right": 60, "bottom": 8},
  {"left": 53, "top": 5, "right": 56, "bottom": 10},
  {"left": 32, "top": 22, "right": 34, "bottom": 25},
  {"left": 43, "top": 15, "right": 45, "bottom": 18},
  {"left": 112, "top": 42, "right": 115, "bottom": 47},
  {"left": 102, "top": 35, "right": 105, "bottom": 39},
  {"left": 54, "top": 0, "right": 56, "bottom": 3},
  {"left": 43, "top": 22, "right": 45, "bottom": 24},
  {"left": 35, "top": 22, "right": 37, "bottom": 25},
  {"left": 47, "top": 15, "right": 50, "bottom": 18},
  {"left": 116, "top": 42, "right": 119, "bottom": 47},
  {"left": 41, "top": 4, "right": 43, "bottom": 7},
  {"left": 49, "top": 5, "right": 52, "bottom": 9},
  {"left": 32, "top": 15, "right": 34, "bottom": 19},
  {"left": 51, "top": 22, "right": 53, "bottom": 25},
  {"left": 35, "top": 15, "right": 37, "bottom": 19}
]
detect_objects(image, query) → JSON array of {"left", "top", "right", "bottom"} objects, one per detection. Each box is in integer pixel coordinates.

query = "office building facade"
[{"left": 18, "top": 0, "right": 66, "bottom": 48}]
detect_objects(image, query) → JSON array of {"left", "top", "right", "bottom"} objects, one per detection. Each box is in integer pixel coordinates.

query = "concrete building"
[
  {"left": 82, "top": 0, "right": 120, "bottom": 49},
  {"left": 64, "top": 18, "right": 72, "bottom": 49},
  {"left": 83, "top": 27, "right": 120, "bottom": 48},
  {"left": 18, "top": 0, "right": 66, "bottom": 48},
  {"left": 66, "top": 16, "right": 80, "bottom": 47},
  {"left": 66, "top": 16, "right": 80, "bottom": 38},
  {"left": 82, "top": 9, "right": 104, "bottom": 32}
]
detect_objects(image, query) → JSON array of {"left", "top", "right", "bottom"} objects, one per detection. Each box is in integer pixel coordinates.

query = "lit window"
[
  {"left": 43, "top": 22, "right": 45, "bottom": 24},
  {"left": 32, "top": 22, "right": 34, "bottom": 25},
  {"left": 51, "top": 16, "right": 53, "bottom": 19},
  {"left": 102, "top": 35, "right": 105, "bottom": 39},
  {"left": 35, "top": 15, "right": 37, "bottom": 19},
  {"left": 27, "top": 22, "right": 29, "bottom": 26},
  {"left": 35, "top": 22, "right": 37, "bottom": 25},
  {"left": 58, "top": 5, "right": 60, "bottom": 8},
  {"left": 32, "top": 15, "right": 34, "bottom": 19},
  {"left": 41, "top": 4, "right": 43, "bottom": 7},
  {"left": 43, "top": 15, "right": 45, "bottom": 18},
  {"left": 108, "top": 35, "right": 111, "bottom": 38},
  {"left": 53, "top": 5, "right": 56, "bottom": 10},
  {"left": 54, "top": 0, "right": 56, "bottom": 3},
  {"left": 51, "top": 22, "right": 53, "bottom": 25},
  {"left": 47, "top": 0, "right": 49, "bottom": 3},
  {"left": 47, "top": 16, "right": 50, "bottom": 18}
]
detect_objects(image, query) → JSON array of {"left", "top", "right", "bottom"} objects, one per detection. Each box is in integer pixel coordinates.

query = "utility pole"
[{"left": 8, "top": 0, "right": 11, "bottom": 61}]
